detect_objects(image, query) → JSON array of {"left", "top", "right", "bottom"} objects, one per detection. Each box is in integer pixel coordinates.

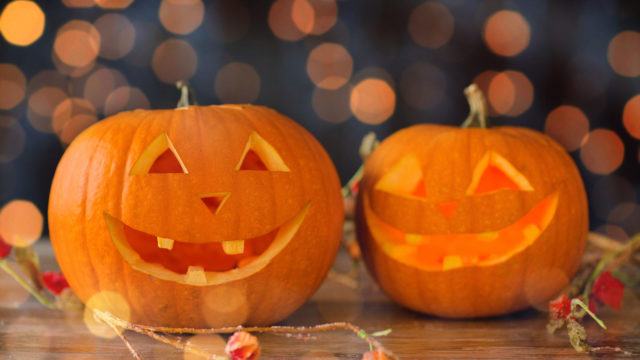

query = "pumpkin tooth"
[
  {"left": 222, "top": 240, "right": 245, "bottom": 255},
  {"left": 185, "top": 266, "right": 207, "bottom": 285},
  {"left": 156, "top": 237, "right": 175, "bottom": 250}
]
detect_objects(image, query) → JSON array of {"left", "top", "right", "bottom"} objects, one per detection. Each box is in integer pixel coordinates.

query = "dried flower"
[
  {"left": 42, "top": 271, "right": 69, "bottom": 295},
  {"left": 590, "top": 271, "right": 624, "bottom": 311},
  {"left": 361, "top": 350, "right": 389, "bottom": 360},
  {"left": 0, "top": 236, "right": 11, "bottom": 259},
  {"left": 549, "top": 294, "right": 571, "bottom": 319},
  {"left": 225, "top": 331, "right": 260, "bottom": 360}
]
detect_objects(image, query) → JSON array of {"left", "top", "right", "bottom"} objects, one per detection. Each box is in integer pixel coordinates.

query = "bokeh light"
[
  {"left": 0, "top": 116, "right": 26, "bottom": 163},
  {"left": 83, "top": 291, "right": 131, "bottom": 339},
  {"left": 54, "top": 20, "right": 101, "bottom": 68},
  {"left": 607, "top": 30, "right": 640, "bottom": 77},
  {"left": 269, "top": 0, "right": 312, "bottom": 41},
  {"left": 595, "top": 224, "right": 628, "bottom": 242},
  {"left": 487, "top": 70, "right": 533, "bottom": 116},
  {"left": 304, "top": 0, "right": 338, "bottom": 35},
  {"left": 0, "top": 0, "right": 45, "bottom": 47},
  {"left": 350, "top": 78, "right": 396, "bottom": 125},
  {"left": 28, "top": 86, "right": 68, "bottom": 133},
  {"left": 306, "top": 43, "right": 353, "bottom": 90},
  {"left": 95, "top": 13, "right": 136, "bottom": 60},
  {"left": 544, "top": 105, "right": 589, "bottom": 151},
  {"left": 472, "top": 70, "right": 499, "bottom": 115},
  {"left": 483, "top": 10, "right": 530, "bottom": 57},
  {"left": 104, "top": 86, "right": 150, "bottom": 115},
  {"left": 52, "top": 98, "right": 97, "bottom": 144},
  {"left": 0, "top": 63, "right": 26, "bottom": 110},
  {"left": 152, "top": 39, "right": 198, "bottom": 84},
  {"left": 183, "top": 334, "right": 227, "bottom": 360},
  {"left": 408, "top": 1, "right": 455, "bottom": 49},
  {"left": 83, "top": 67, "right": 129, "bottom": 113},
  {"left": 312, "top": 85, "right": 352, "bottom": 123},
  {"left": 201, "top": 286, "right": 249, "bottom": 327},
  {"left": 95, "top": 0, "right": 134, "bottom": 9},
  {"left": 580, "top": 129, "right": 625, "bottom": 175},
  {"left": 159, "top": 0, "right": 205, "bottom": 36},
  {"left": 0, "top": 200, "right": 43, "bottom": 248},
  {"left": 62, "top": 0, "right": 95, "bottom": 8},
  {"left": 622, "top": 94, "right": 640, "bottom": 139},
  {"left": 214, "top": 62, "right": 261, "bottom": 103},
  {"left": 400, "top": 62, "right": 447, "bottom": 110}
]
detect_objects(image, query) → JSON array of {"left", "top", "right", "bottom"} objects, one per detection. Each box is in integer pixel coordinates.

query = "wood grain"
[{"left": 0, "top": 242, "right": 638, "bottom": 359}]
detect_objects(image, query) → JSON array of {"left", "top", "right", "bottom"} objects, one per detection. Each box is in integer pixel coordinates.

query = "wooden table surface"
[{"left": 1, "top": 242, "right": 638, "bottom": 359}]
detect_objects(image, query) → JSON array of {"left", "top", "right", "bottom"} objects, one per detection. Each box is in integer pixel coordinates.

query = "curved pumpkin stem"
[
  {"left": 175, "top": 81, "right": 198, "bottom": 108},
  {"left": 461, "top": 84, "right": 488, "bottom": 129}
]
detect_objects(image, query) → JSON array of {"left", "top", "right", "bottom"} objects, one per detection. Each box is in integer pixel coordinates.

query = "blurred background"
[{"left": 0, "top": 0, "right": 638, "bottom": 240}]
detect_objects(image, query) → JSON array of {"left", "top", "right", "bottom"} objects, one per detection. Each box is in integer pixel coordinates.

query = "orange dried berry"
[
  {"left": 362, "top": 350, "right": 389, "bottom": 360},
  {"left": 225, "top": 331, "right": 260, "bottom": 360}
]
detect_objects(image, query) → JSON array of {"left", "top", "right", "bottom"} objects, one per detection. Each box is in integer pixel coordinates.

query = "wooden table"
[{"left": 1, "top": 242, "right": 638, "bottom": 359}]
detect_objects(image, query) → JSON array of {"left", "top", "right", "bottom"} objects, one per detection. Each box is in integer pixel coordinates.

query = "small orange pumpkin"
[
  {"left": 356, "top": 85, "right": 588, "bottom": 318},
  {"left": 49, "top": 99, "right": 343, "bottom": 327}
]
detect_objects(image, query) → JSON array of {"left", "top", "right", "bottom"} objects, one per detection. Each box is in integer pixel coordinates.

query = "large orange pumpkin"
[
  {"left": 49, "top": 103, "right": 343, "bottom": 327},
  {"left": 356, "top": 85, "right": 588, "bottom": 318}
]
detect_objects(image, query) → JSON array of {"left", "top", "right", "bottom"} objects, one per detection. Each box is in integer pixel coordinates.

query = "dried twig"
[{"left": 93, "top": 309, "right": 398, "bottom": 360}]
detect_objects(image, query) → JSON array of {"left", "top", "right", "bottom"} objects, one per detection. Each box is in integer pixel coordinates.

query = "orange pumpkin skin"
[
  {"left": 49, "top": 105, "right": 343, "bottom": 327},
  {"left": 356, "top": 124, "right": 588, "bottom": 318}
]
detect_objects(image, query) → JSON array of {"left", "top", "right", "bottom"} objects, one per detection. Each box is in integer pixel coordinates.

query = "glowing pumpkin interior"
[
  {"left": 367, "top": 151, "right": 558, "bottom": 271},
  {"left": 104, "top": 131, "right": 309, "bottom": 286}
]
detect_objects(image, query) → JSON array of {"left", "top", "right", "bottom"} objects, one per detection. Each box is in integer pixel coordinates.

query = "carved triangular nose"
[{"left": 200, "top": 193, "right": 230, "bottom": 216}]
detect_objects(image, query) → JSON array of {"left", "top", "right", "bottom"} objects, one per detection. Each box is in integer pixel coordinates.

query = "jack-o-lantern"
[
  {"left": 49, "top": 97, "right": 343, "bottom": 327},
  {"left": 356, "top": 85, "right": 588, "bottom": 318}
]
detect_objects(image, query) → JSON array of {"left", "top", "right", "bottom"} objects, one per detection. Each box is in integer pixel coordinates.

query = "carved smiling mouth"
[
  {"left": 364, "top": 193, "right": 559, "bottom": 271},
  {"left": 104, "top": 204, "right": 309, "bottom": 286}
]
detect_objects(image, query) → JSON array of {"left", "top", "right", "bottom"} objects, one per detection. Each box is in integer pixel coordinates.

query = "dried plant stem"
[
  {"left": 94, "top": 309, "right": 398, "bottom": 360},
  {"left": 582, "top": 234, "right": 640, "bottom": 299},
  {"left": 328, "top": 269, "right": 359, "bottom": 289},
  {"left": 0, "top": 259, "right": 55, "bottom": 309}
]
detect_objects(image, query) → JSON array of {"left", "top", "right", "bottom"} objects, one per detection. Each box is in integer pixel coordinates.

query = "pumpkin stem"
[
  {"left": 461, "top": 84, "right": 488, "bottom": 128},
  {"left": 175, "top": 81, "right": 198, "bottom": 108}
]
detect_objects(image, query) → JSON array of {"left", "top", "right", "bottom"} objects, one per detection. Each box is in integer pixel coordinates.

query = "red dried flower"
[
  {"left": 42, "top": 271, "right": 69, "bottom": 295},
  {"left": 549, "top": 294, "right": 571, "bottom": 319},
  {"left": 0, "top": 235, "right": 11, "bottom": 259},
  {"left": 350, "top": 180, "right": 360, "bottom": 195},
  {"left": 225, "top": 331, "right": 260, "bottom": 360},
  {"left": 590, "top": 271, "right": 624, "bottom": 311},
  {"left": 362, "top": 350, "right": 389, "bottom": 360}
]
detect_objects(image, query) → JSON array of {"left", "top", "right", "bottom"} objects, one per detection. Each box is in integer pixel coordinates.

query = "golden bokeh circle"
[
  {"left": 152, "top": 38, "right": 198, "bottom": 84},
  {"left": 269, "top": 0, "right": 312, "bottom": 41},
  {"left": 580, "top": 129, "right": 625, "bottom": 175},
  {"left": 83, "top": 291, "right": 131, "bottom": 339},
  {"left": 312, "top": 85, "right": 352, "bottom": 123},
  {"left": 0, "top": 116, "right": 26, "bottom": 163},
  {"left": 0, "top": 63, "right": 26, "bottom": 110},
  {"left": 104, "top": 86, "right": 150, "bottom": 115},
  {"left": 0, "top": 0, "right": 45, "bottom": 46},
  {"left": 408, "top": 1, "right": 455, "bottom": 49},
  {"left": 483, "top": 10, "right": 530, "bottom": 57},
  {"left": 400, "top": 62, "right": 447, "bottom": 110},
  {"left": 94, "top": 13, "right": 136, "bottom": 60},
  {"left": 622, "top": 94, "right": 640, "bottom": 139},
  {"left": 544, "top": 105, "right": 589, "bottom": 152},
  {"left": 159, "top": 0, "right": 205, "bottom": 35},
  {"left": 307, "top": 42, "right": 353, "bottom": 90},
  {"left": 95, "top": 0, "right": 134, "bottom": 9},
  {"left": 54, "top": 20, "right": 101, "bottom": 68},
  {"left": 608, "top": 31, "right": 640, "bottom": 77},
  {"left": 350, "top": 78, "right": 396, "bottom": 125},
  {"left": 214, "top": 62, "right": 261, "bottom": 103},
  {"left": 0, "top": 200, "right": 43, "bottom": 248}
]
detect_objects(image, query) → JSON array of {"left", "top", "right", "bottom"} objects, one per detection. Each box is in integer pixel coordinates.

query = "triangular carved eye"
[
  {"left": 130, "top": 133, "right": 188, "bottom": 175},
  {"left": 236, "top": 132, "right": 290, "bottom": 172},
  {"left": 466, "top": 151, "right": 533, "bottom": 195},
  {"left": 375, "top": 154, "right": 426, "bottom": 198}
]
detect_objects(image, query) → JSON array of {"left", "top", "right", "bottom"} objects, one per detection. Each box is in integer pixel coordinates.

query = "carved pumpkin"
[
  {"left": 356, "top": 86, "right": 588, "bottom": 318},
  {"left": 49, "top": 103, "right": 343, "bottom": 327}
]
